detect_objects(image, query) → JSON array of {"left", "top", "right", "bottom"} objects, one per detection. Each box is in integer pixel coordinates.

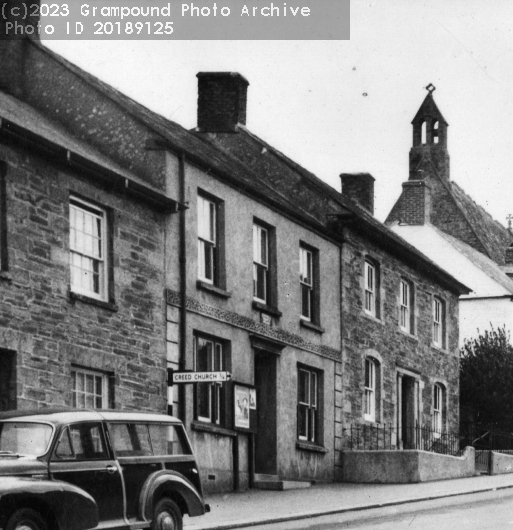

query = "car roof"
[{"left": 0, "top": 408, "right": 181, "bottom": 426}]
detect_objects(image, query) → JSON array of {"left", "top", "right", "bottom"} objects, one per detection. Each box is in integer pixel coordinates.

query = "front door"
[
  {"left": 50, "top": 422, "right": 124, "bottom": 524},
  {"left": 398, "top": 375, "right": 417, "bottom": 449},
  {"left": 254, "top": 352, "right": 277, "bottom": 475}
]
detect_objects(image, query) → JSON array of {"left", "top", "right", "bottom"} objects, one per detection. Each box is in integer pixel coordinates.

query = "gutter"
[
  {"left": 460, "top": 295, "right": 513, "bottom": 302},
  {"left": 0, "top": 117, "right": 184, "bottom": 213}
]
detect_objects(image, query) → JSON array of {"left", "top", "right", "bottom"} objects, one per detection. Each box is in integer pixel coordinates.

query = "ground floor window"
[
  {"left": 71, "top": 367, "right": 110, "bottom": 409},
  {"left": 194, "top": 335, "right": 226, "bottom": 425},
  {"left": 433, "top": 383, "right": 445, "bottom": 435},
  {"left": 298, "top": 366, "right": 321, "bottom": 443},
  {"left": 364, "top": 358, "right": 378, "bottom": 422}
]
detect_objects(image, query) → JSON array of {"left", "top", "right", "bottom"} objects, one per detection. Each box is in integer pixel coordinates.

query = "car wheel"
[
  {"left": 6, "top": 509, "right": 47, "bottom": 530},
  {"left": 152, "top": 498, "right": 182, "bottom": 530}
]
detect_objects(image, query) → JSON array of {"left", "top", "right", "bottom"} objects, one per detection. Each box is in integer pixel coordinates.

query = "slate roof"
[
  {"left": 7, "top": 41, "right": 469, "bottom": 295},
  {"left": 194, "top": 125, "right": 470, "bottom": 295},
  {"left": 449, "top": 180, "right": 512, "bottom": 265}
]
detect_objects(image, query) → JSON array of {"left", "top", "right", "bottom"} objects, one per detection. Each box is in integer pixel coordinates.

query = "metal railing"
[{"left": 346, "top": 422, "right": 463, "bottom": 456}]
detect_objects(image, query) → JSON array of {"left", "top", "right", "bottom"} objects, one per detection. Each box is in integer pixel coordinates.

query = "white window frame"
[
  {"left": 300, "top": 246, "right": 314, "bottom": 321},
  {"left": 197, "top": 195, "right": 217, "bottom": 284},
  {"left": 364, "top": 358, "right": 376, "bottom": 422},
  {"left": 433, "top": 384, "right": 443, "bottom": 435},
  {"left": 253, "top": 224, "right": 269, "bottom": 303},
  {"left": 364, "top": 260, "right": 376, "bottom": 316},
  {"left": 400, "top": 280, "right": 411, "bottom": 333},
  {"left": 69, "top": 196, "right": 108, "bottom": 301},
  {"left": 194, "top": 336, "right": 223, "bottom": 425},
  {"left": 298, "top": 367, "right": 318, "bottom": 443},
  {"left": 71, "top": 367, "right": 109, "bottom": 409},
  {"left": 433, "top": 297, "right": 444, "bottom": 347}
]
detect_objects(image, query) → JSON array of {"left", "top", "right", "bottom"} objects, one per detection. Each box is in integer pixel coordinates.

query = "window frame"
[
  {"left": 432, "top": 383, "right": 446, "bottom": 436},
  {"left": 364, "top": 358, "right": 376, "bottom": 422},
  {"left": 364, "top": 259, "right": 379, "bottom": 318},
  {"left": 432, "top": 297, "right": 446, "bottom": 348},
  {"left": 71, "top": 367, "right": 111, "bottom": 410},
  {"left": 299, "top": 244, "right": 320, "bottom": 323},
  {"left": 194, "top": 334, "right": 227, "bottom": 426},
  {"left": 197, "top": 193, "right": 217, "bottom": 285},
  {"left": 399, "top": 279, "right": 415, "bottom": 334},
  {"left": 253, "top": 223, "right": 269, "bottom": 304},
  {"left": 69, "top": 196, "right": 109, "bottom": 302},
  {"left": 297, "top": 365, "right": 321, "bottom": 444}
]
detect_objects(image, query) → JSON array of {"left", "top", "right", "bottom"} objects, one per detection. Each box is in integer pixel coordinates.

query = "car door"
[
  {"left": 50, "top": 422, "right": 125, "bottom": 524},
  {"left": 108, "top": 422, "right": 162, "bottom": 521}
]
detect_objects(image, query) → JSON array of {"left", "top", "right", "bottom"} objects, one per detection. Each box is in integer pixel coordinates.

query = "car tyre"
[
  {"left": 152, "top": 498, "right": 182, "bottom": 530},
  {"left": 6, "top": 509, "right": 47, "bottom": 530}
]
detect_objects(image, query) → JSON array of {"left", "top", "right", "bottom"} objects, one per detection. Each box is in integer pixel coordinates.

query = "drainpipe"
[{"left": 179, "top": 151, "right": 187, "bottom": 423}]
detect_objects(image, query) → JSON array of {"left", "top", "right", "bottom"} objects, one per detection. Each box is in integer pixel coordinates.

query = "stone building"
[
  {"left": 0, "top": 7, "right": 470, "bottom": 492},
  {"left": 386, "top": 86, "right": 513, "bottom": 344},
  {"left": 194, "top": 74, "right": 470, "bottom": 483}
]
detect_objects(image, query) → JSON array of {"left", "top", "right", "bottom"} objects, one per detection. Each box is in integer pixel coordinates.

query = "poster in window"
[
  {"left": 249, "top": 388, "right": 257, "bottom": 410},
  {"left": 234, "top": 385, "right": 250, "bottom": 429}
]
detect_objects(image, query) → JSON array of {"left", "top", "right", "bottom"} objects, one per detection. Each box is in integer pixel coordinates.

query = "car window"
[
  {"left": 0, "top": 422, "right": 52, "bottom": 456},
  {"left": 149, "top": 424, "right": 192, "bottom": 456},
  {"left": 54, "top": 427, "right": 74, "bottom": 459},
  {"left": 52, "top": 423, "right": 108, "bottom": 460},
  {"left": 109, "top": 423, "right": 153, "bottom": 457}
]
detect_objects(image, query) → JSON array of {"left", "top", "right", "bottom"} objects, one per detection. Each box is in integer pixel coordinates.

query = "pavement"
[{"left": 184, "top": 473, "right": 513, "bottom": 530}]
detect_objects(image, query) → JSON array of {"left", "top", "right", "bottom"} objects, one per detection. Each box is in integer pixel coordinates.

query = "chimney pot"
[
  {"left": 197, "top": 72, "right": 249, "bottom": 132},
  {"left": 340, "top": 172, "right": 375, "bottom": 215}
]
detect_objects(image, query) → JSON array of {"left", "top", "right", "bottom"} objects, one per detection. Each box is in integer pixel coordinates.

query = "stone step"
[{"left": 253, "top": 475, "right": 312, "bottom": 491}]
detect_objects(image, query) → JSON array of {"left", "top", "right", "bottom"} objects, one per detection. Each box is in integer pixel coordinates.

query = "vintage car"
[{"left": 0, "top": 409, "right": 210, "bottom": 530}]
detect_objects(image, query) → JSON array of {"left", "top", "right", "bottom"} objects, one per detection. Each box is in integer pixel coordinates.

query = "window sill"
[
  {"left": 296, "top": 441, "right": 328, "bottom": 453},
  {"left": 362, "top": 311, "right": 384, "bottom": 325},
  {"left": 196, "top": 280, "right": 232, "bottom": 298},
  {"left": 191, "top": 421, "right": 237, "bottom": 437},
  {"left": 69, "top": 291, "right": 118, "bottom": 312},
  {"left": 399, "top": 328, "right": 418, "bottom": 341},
  {"left": 252, "top": 301, "right": 282, "bottom": 317},
  {"left": 0, "top": 270, "right": 12, "bottom": 282},
  {"left": 300, "top": 319, "right": 325, "bottom": 334}
]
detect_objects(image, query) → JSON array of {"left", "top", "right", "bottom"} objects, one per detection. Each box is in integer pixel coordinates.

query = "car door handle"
[{"left": 105, "top": 465, "right": 118, "bottom": 474}]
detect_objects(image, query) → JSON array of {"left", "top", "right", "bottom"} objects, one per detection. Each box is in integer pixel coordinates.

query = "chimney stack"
[
  {"left": 505, "top": 244, "right": 513, "bottom": 265},
  {"left": 197, "top": 72, "right": 249, "bottom": 133},
  {"left": 396, "top": 180, "right": 431, "bottom": 225},
  {"left": 340, "top": 173, "right": 375, "bottom": 215}
]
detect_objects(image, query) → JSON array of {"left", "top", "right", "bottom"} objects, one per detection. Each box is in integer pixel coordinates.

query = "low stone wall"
[
  {"left": 342, "top": 447, "right": 475, "bottom": 483},
  {"left": 491, "top": 451, "right": 513, "bottom": 475}
]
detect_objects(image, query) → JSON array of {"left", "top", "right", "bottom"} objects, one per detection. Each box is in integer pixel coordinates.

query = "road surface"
[{"left": 246, "top": 488, "right": 513, "bottom": 529}]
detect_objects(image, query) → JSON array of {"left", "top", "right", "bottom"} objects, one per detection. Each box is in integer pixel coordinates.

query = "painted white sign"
[{"left": 171, "top": 371, "right": 232, "bottom": 384}]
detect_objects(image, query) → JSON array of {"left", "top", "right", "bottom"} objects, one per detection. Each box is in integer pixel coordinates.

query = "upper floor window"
[
  {"left": 69, "top": 197, "right": 107, "bottom": 301},
  {"left": 364, "top": 260, "right": 379, "bottom": 317},
  {"left": 72, "top": 367, "right": 110, "bottom": 409},
  {"left": 433, "top": 297, "right": 446, "bottom": 348},
  {"left": 300, "top": 246, "right": 314, "bottom": 321},
  {"left": 298, "top": 366, "right": 321, "bottom": 444},
  {"left": 364, "top": 358, "right": 376, "bottom": 422},
  {"left": 198, "top": 194, "right": 217, "bottom": 284},
  {"left": 253, "top": 223, "right": 269, "bottom": 303},
  {"left": 400, "top": 279, "right": 414, "bottom": 334},
  {"left": 194, "top": 335, "right": 226, "bottom": 425}
]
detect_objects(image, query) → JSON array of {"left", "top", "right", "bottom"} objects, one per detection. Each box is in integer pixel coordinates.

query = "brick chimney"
[
  {"left": 0, "top": 0, "right": 40, "bottom": 98},
  {"left": 340, "top": 173, "right": 375, "bottom": 215},
  {"left": 395, "top": 180, "right": 431, "bottom": 225},
  {"left": 197, "top": 72, "right": 249, "bottom": 132}
]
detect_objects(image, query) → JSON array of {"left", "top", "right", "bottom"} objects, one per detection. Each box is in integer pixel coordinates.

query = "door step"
[{"left": 253, "top": 474, "right": 312, "bottom": 490}]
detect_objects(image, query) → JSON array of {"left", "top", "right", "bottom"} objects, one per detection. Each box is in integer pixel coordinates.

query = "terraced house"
[{"left": 0, "top": 3, "right": 470, "bottom": 493}]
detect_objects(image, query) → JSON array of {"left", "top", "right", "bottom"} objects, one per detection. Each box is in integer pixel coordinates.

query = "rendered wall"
[
  {"left": 342, "top": 447, "right": 475, "bottom": 483},
  {"left": 491, "top": 451, "right": 513, "bottom": 475}
]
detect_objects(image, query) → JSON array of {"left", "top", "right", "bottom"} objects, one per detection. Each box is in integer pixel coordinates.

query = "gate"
[{"left": 474, "top": 449, "right": 491, "bottom": 475}]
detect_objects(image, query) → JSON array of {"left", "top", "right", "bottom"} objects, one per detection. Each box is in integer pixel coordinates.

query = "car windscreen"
[{"left": 0, "top": 422, "right": 53, "bottom": 456}]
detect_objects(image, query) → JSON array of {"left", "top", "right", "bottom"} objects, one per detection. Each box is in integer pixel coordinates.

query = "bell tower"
[{"left": 409, "top": 84, "right": 450, "bottom": 181}]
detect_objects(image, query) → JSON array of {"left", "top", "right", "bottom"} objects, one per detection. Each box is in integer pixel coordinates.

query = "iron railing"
[{"left": 346, "top": 422, "right": 463, "bottom": 456}]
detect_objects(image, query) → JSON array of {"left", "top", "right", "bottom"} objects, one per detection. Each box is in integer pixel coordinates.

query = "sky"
[{"left": 45, "top": 0, "right": 513, "bottom": 226}]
